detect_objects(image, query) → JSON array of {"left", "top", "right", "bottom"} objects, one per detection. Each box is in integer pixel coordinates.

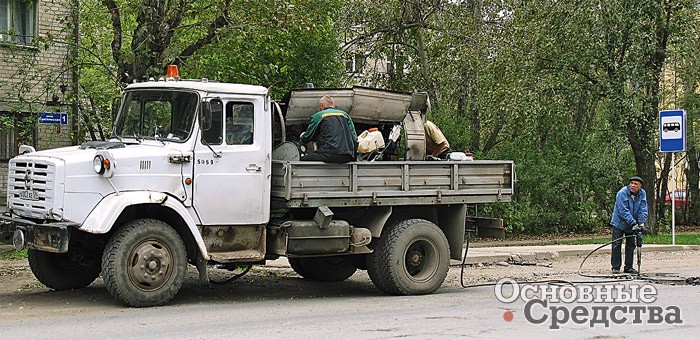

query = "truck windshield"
[{"left": 113, "top": 90, "right": 199, "bottom": 142}]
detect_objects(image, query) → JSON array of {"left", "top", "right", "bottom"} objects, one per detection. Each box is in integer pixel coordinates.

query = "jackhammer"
[{"left": 632, "top": 223, "right": 645, "bottom": 274}]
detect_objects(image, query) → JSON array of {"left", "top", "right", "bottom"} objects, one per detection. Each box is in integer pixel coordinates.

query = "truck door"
[{"left": 192, "top": 97, "right": 271, "bottom": 224}]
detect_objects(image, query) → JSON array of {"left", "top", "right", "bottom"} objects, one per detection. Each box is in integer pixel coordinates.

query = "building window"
[
  {"left": 0, "top": 0, "right": 36, "bottom": 44},
  {"left": 346, "top": 54, "right": 365, "bottom": 74},
  {"left": 0, "top": 125, "right": 17, "bottom": 160},
  {"left": 0, "top": 111, "right": 35, "bottom": 161}
]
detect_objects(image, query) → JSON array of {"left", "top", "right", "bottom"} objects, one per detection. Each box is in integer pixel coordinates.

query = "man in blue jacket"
[{"left": 610, "top": 176, "right": 648, "bottom": 274}]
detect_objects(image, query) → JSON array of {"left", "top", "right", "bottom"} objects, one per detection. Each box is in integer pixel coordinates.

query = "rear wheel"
[
  {"left": 289, "top": 256, "right": 357, "bottom": 282},
  {"left": 102, "top": 219, "right": 187, "bottom": 307},
  {"left": 367, "top": 218, "right": 450, "bottom": 295},
  {"left": 288, "top": 257, "right": 313, "bottom": 278},
  {"left": 28, "top": 249, "right": 101, "bottom": 290}
]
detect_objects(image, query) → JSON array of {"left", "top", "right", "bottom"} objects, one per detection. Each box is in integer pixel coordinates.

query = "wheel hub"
[
  {"left": 408, "top": 249, "right": 423, "bottom": 267},
  {"left": 128, "top": 241, "right": 172, "bottom": 291},
  {"left": 403, "top": 238, "right": 440, "bottom": 281}
]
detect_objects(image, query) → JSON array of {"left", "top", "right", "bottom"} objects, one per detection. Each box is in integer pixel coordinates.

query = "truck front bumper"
[{"left": 0, "top": 213, "right": 76, "bottom": 253}]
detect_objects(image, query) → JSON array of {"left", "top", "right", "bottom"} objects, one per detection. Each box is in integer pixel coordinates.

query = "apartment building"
[{"left": 0, "top": 0, "right": 74, "bottom": 200}]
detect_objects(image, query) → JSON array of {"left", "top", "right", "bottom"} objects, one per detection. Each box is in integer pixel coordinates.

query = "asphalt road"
[{"left": 1, "top": 261, "right": 698, "bottom": 339}]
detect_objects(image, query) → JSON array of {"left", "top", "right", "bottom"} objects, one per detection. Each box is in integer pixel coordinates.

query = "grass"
[
  {"left": 556, "top": 233, "right": 700, "bottom": 246},
  {"left": 0, "top": 248, "right": 27, "bottom": 260}
]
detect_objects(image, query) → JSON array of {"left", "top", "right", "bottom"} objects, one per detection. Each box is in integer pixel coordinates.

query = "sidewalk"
[
  {"left": 455, "top": 243, "right": 700, "bottom": 265},
  {"left": 263, "top": 243, "right": 700, "bottom": 268},
  {"left": 4, "top": 243, "right": 699, "bottom": 267}
]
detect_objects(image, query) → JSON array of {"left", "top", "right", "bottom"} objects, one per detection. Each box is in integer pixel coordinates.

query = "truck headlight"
[
  {"left": 93, "top": 155, "right": 105, "bottom": 174},
  {"left": 92, "top": 155, "right": 111, "bottom": 175},
  {"left": 94, "top": 151, "right": 116, "bottom": 178}
]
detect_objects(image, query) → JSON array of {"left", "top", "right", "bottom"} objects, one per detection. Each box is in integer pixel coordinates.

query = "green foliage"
[
  {"left": 78, "top": 0, "right": 344, "bottom": 130},
  {"left": 556, "top": 233, "right": 700, "bottom": 246},
  {"left": 340, "top": 0, "right": 698, "bottom": 234},
  {"left": 0, "top": 249, "right": 27, "bottom": 260},
  {"left": 186, "top": 0, "right": 345, "bottom": 97}
]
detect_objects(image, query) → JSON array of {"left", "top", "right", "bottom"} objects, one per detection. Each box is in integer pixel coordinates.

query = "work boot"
[
  {"left": 624, "top": 267, "right": 638, "bottom": 274},
  {"left": 612, "top": 268, "right": 620, "bottom": 274}
]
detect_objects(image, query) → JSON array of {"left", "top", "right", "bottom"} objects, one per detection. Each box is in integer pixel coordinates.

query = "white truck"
[{"left": 0, "top": 71, "right": 514, "bottom": 307}]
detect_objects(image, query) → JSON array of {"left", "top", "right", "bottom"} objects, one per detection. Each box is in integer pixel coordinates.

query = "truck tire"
[
  {"left": 102, "top": 219, "right": 187, "bottom": 307},
  {"left": 288, "top": 256, "right": 357, "bottom": 282},
  {"left": 367, "top": 219, "right": 449, "bottom": 295},
  {"left": 28, "top": 249, "right": 101, "bottom": 290},
  {"left": 288, "top": 258, "right": 313, "bottom": 278}
]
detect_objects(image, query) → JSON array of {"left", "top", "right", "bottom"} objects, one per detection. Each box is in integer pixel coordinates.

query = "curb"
[
  {"left": 453, "top": 244, "right": 700, "bottom": 266},
  {"left": 263, "top": 245, "right": 700, "bottom": 268}
]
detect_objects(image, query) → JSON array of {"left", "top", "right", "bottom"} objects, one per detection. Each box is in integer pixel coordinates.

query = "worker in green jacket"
[{"left": 300, "top": 96, "right": 358, "bottom": 163}]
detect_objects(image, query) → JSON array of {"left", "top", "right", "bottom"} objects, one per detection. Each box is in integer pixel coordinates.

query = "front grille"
[{"left": 8, "top": 159, "right": 58, "bottom": 219}]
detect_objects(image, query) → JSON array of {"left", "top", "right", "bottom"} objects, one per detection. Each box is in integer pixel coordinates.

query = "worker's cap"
[{"left": 629, "top": 176, "right": 644, "bottom": 185}]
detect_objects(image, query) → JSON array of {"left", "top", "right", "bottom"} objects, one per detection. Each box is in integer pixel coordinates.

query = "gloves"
[{"left": 635, "top": 224, "right": 644, "bottom": 247}]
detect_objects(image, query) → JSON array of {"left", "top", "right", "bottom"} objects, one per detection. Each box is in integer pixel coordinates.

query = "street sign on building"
[
  {"left": 659, "top": 109, "right": 686, "bottom": 152},
  {"left": 39, "top": 112, "right": 68, "bottom": 125}
]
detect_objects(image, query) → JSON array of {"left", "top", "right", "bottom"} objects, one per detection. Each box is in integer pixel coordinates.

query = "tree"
[
  {"left": 480, "top": 0, "right": 695, "bottom": 233},
  {"left": 340, "top": 0, "right": 444, "bottom": 104},
  {"left": 674, "top": 7, "right": 700, "bottom": 224},
  {"left": 78, "top": 0, "right": 344, "bottom": 137},
  {"left": 340, "top": 0, "right": 699, "bottom": 234}
]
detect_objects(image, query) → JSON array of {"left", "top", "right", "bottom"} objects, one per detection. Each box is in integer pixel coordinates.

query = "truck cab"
[{"left": 2, "top": 78, "right": 277, "bottom": 306}]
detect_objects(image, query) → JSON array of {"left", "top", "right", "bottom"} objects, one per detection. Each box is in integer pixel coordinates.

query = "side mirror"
[
  {"left": 200, "top": 101, "right": 212, "bottom": 131},
  {"left": 18, "top": 145, "right": 36, "bottom": 155}
]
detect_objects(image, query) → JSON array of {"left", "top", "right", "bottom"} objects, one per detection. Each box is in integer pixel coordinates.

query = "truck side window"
[
  {"left": 225, "top": 102, "right": 254, "bottom": 145},
  {"left": 202, "top": 99, "right": 224, "bottom": 145}
]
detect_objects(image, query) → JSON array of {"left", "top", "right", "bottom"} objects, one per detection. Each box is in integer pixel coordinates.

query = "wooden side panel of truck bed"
[{"left": 270, "top": 160, "right": 514, "bottom": 208}]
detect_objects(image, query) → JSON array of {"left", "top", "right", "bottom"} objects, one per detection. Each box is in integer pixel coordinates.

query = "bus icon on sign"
[{"left": 663, "top": 122, "right": 680, "bottom": 132}]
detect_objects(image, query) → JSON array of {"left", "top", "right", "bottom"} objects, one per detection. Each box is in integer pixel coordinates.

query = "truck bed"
[{"left": 271, "top": 160, "right": 514, "bottom": 208}]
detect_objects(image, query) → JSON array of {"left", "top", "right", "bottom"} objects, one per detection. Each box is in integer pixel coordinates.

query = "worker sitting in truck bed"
[
  {"left": 300, "top": 96, "right": 358, "bottom": 163},
  {"left": 424, "top": 120, "right": 452, "bottom": 160}
]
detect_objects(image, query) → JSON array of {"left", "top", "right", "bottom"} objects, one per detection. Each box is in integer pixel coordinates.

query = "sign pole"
[
  {"left": 659, "top": 109, "right": 685, "bottom": 246},
  {"left": 671, "top": 152, "right": 676, "bottom": 245}
]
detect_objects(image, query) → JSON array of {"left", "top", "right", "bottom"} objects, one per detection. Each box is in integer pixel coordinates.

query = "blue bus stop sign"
[{"left": 659, "top": 110, "right": 686, "bottom": 152}]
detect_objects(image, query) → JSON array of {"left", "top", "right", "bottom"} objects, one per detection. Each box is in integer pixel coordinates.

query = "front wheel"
[
  {"left": 28, "top": 249, "right": 101, "bottom": 290},
  {"left": 102, "top": 219, "right": 187, "bottom": 307},
  {"left": 367, "top": 219, "right": 450, "bottom": 295}
]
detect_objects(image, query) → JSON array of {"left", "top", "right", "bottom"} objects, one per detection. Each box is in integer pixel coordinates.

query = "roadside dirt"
[{"left": 1, "top": 249, "right": 698, "bottom": 320}]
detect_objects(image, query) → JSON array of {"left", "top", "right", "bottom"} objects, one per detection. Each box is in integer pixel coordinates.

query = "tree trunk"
[
  {"left": 628, "top": 0, "right": 674, "bottom": 234},
  {"left": 629, "top": 134, "right": 657, "bottom": 233},
  {"left": 413, "top": 26, "right": 437, "bottom": 112}
]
